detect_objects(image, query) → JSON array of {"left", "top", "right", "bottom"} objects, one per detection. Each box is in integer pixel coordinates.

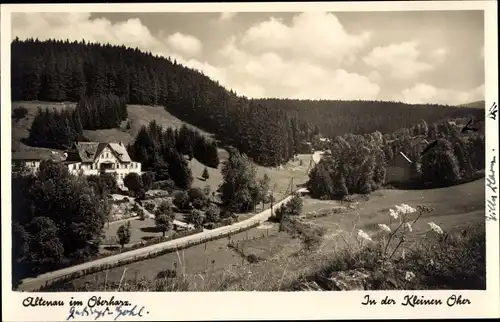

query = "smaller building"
[
  {"left": 12, "top": 149, "right": 66, "bottom": 174},
  {"left": 319, "top": 137, "right": 331, "bottom": 143},
  {"left": 386, "top": 152, "right": 413, "bottom": 183}
]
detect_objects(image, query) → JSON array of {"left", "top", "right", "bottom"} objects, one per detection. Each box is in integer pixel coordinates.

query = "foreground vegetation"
[
  {"left": 291, "top": 222, "right": 485, "bottom": 291},
  {"left": 38, "top": 211, "right": 485, "bottom": 292}
]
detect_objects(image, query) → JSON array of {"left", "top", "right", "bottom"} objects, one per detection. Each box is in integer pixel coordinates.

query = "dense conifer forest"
[
  {"left": 26, "top": 94, "right": 127, "bottom": 150},
  {"left": 127, "top": 121, "right": 219, "bottom": 188},
  {"left": 12, "top": 38, "right": 483, "bottom": 166}
]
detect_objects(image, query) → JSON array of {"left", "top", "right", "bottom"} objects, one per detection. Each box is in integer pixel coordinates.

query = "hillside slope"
[
  {"left": 460, "top": 100, "right": 486, "bottom": 109},
  {"left": 12, "top": 101, "right": 211, "bottom": 151}
]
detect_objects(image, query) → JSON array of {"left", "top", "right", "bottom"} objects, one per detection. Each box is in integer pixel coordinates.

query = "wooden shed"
[{"left": 386, "top": 152, "right": 413, "bottom": 183}]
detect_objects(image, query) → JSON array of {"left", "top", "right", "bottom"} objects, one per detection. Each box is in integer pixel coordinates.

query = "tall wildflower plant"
[{"left": 377, "top": 204, "right": 436, "bottom": 261}]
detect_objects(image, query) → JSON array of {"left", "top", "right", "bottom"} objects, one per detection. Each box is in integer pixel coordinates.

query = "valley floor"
[{"left": 38, "top": 177, "right": 486, "bottom": 292}]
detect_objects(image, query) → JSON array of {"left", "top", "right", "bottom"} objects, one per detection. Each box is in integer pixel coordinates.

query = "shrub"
[
  {"left": 205, "top": 222, "right": 216, "bottom": 230},
  {"left": 246, "top": 254, "right": 260, "bottom": 263},
  {"left": 203, "top": 185, "right": 211, "bottom": 197},
  {"left": 205, "top": 204, "right": 221, "bottom": 223},
  {"left": 186, "top": 209, "right": 205, "bottom": 228},
  {"left": 173, "top": 190, "right": 190, "bottom": 210},
  {"left": 138, "top": 209, "right": 146, "bottom": 221},
  {"left": 188, "top": 187, "right": 207, "bottom": 202},
  {"left": 12, "top": 105, "right": 28, "bottom": 121},
  {"left": 144, "top": 203, "right": 155, "bottom": 212},
  {"left": 152, "top": 180, "right": 176, "bottom": 192},
  {"left": 191, "top": 198, "right": 206, "bottom": 210},
  {"left": 157, "top": 269, "right": 177, "bottom": 279},
  {"left": 220, "top": 209, "right": 231, "bottom": 219}
]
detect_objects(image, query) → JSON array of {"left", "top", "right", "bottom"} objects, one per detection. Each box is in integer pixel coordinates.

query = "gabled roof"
[
  {"left": 70, "top": 142, "right": 132, "bottom": 163},
  {"left": 108, "top": 143, "right": 132, "bottom": 162},
  {"left": 398, "top": 151, "right": 413, "bottom": 164},
  {"left": 71, "top": 142, "right": 100, "bottom": 162}
]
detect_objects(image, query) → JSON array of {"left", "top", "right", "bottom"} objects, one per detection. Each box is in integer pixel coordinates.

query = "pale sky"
[{"left": 11, "top": 11, "right": 485, "bottom": 105}]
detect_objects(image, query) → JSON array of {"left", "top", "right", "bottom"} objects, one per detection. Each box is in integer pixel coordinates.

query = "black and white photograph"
[{"left": 1, "top": 1, "right": 499, "bottom": 321}]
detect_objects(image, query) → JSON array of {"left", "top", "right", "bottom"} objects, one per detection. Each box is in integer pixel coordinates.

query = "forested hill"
[
  {"left": 11, "top": 38, "right": 482, "bottom": 166},
  {"left": 254, "top": 99, "right": 484, "bottom": 139}
]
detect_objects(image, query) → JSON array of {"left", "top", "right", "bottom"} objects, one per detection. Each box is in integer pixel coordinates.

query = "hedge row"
[
  {"left": 204, "top": 217, "right": 238, "bottom": 230},
  {"left": 34, "top": 221, "right": 262, "bottom": 291},
  {"left": 303, "top": 207, "right": 347, "bottom": 219},
  {"left": 90, "top": 226, "right": 204, "bottom": 262}
]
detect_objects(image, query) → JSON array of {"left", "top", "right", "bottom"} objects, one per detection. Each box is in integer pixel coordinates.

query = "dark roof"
[
  {"left": 70, "top": 142, "right": 132, "bottom": 163},
  {"left": 12, "top": 149, "right": 65, "bottom": 162}
]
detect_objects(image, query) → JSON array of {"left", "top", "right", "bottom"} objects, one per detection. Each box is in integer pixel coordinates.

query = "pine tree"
[
  {"left": 167, "top": 150, "right": 193, "bottom": 190},
  {"left": 202, "top": 167, "right": 210, "bottom": 181}
]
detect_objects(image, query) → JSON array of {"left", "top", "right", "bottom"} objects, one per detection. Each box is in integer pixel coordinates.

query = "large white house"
[
  {"left": 13, "top": 142, "right": 142, "bottom": 188},
  {"left": 65, "top": 142, "right": 141, "bottom": 187}
]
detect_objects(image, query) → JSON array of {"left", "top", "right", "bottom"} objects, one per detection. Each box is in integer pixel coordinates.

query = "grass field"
[
  {"left": 303, "top": 177, "right": 485, "bottom": 236},
  {"left": 48, "top": 177, "right": 485, "bottom": 291},
  {"left": 102, "top": 218, "right": 176, "bottom": 247},
  {"left": 190, "top": 151, "right": 313, "bottom": 201}
]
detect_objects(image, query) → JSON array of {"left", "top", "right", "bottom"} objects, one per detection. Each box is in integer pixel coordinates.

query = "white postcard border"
[{"left": 1, "top": 1, "right": 498, "bottom": 321}]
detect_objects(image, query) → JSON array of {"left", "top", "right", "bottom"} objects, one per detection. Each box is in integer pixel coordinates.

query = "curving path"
[{"left": 17, "top": 192, "right": 300, "bottom": 291}]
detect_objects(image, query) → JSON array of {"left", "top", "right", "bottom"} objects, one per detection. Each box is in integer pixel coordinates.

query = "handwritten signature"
[
  {"left": 66, "top": 305, "right": 148, "bottom": 321},
  {"left": 486, "top": 154, "right": 498, "bottom": 221}
]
